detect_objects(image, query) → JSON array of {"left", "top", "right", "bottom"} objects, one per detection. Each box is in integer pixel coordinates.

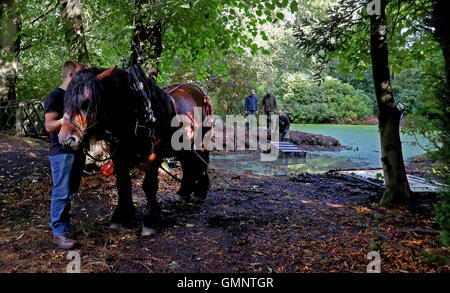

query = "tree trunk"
[
  {"left": 60, "top": 0, "right": 90, "bottom": 66},
  {"left": 370, "top": 0, "right": 413, "bottom": 207},
  {"left": 129, "top": 0, "right": 164, "bottom": 80},
  {"left": 0, "top": 0, "right": 21, "bottom": 101}
]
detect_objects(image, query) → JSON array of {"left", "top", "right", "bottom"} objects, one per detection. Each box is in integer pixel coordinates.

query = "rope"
[
  {"left": 156, "top": 151, "right": 249, "bottom": 195},
  {"left": 159, "top": 164, "right": 182, "bottom": 182},
  {"left": 192, "top": 150, "right": 258, "bottom": 196}
]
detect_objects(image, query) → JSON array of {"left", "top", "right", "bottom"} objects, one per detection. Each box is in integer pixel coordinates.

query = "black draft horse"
[{"left": 58, "top": 66, "right": 213, "bottom": 236}]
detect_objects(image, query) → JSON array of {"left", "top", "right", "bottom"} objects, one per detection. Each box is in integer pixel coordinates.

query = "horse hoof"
[
  {"left": 109, "top": 223, "right": 121, "bottom": 230},
  {"left": 141, "top": 225, "right": 157, "bottom": 236},
  {"left": 174, "top": 193, "right": 189, "bottom": 202}
]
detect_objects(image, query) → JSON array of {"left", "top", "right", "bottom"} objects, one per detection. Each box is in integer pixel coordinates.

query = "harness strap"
[
  {"left": 163, "top": 84, "right": 213, "bottom": 123},
  {"left": 169, "top": 96, "right": 178, "bottom": 116},
  {"left": 164, "top": 84, "right": 183, "bottom": 94},
  {"left": 128, "top": 65, "right": 154, "bottom": 120},
  {"left": 64, "top": 112, "right": 85, "bottom": 132}
]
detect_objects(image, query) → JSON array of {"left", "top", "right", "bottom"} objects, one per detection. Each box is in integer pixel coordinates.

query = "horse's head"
[{"left": 59, "top": 66, "right": 116, "bottom": 150}]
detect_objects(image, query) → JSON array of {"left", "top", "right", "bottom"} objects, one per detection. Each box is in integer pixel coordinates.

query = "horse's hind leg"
[
  {"left": 110, "top": 157, "right": 135, "bottom": 228},
  {"left": 192, "top": 150, "right": 210, "bottom": 202},
  {"left": 174, "top": 151, "right": 194, "bottom": 202},
  {"left": 141, "top": 160, "right": 162, "bottom": 236}
]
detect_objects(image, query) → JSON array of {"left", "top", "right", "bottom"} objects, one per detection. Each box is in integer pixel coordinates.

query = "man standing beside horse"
[{"left": 44, "top": 61, "right": 85, "bottom": 250}]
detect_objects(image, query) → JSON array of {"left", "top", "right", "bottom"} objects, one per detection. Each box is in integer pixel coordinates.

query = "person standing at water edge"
[
  {"left": 245, "top": 89, "right": 258, "bottom": 130},
  {"left": 262, "top": 89, "right": 277, "bottom": 129},
  {"left": 278, "top": 110, "right": 290, "bottom": 141},
  {"left": 44, "top": 61, "right": 85, "bottom": 250}
]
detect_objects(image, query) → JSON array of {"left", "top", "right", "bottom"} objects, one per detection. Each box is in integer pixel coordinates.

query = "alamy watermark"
[
  {"left": 66, "top": 251, "right": 81, "bottom": 273},
  {"left": 366, "top": 251, "right": 381, "bottom": 273},
  {"left": 170, "top": 107, "right": 281, "bottom": 161},
  {"left": 367, "top": 0, "right": 381, "bottom": 16}
]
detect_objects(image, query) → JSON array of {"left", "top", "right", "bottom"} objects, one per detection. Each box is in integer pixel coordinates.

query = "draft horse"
[{"left": 58, "top": 65, "right": 213, "bottom": 236}]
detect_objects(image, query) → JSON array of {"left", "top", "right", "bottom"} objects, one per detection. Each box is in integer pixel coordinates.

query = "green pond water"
[{"left": 209, "top": 124, "right": 433, "bottom": 175}]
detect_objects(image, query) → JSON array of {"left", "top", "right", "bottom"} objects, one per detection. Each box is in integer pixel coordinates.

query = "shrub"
[{"left": 278, "top": 74, "right": 373, "bottom": 123}]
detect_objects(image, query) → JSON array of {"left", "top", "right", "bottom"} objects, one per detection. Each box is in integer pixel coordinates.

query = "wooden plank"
[
  {"left": 269, "top": 141, "right": 307, "bottom": 158},
  {"left": 338, "top": 169, "right": 445, "bottom": 192}
]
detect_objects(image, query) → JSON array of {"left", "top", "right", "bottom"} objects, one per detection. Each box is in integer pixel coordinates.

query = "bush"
[
  {"left": 402, "top": 58, "right": 450, "bottom": 247},
  {"left": 434, "top": 185, "right": 450, "bottom": 246},
  {"left": 278, "top": 74, "right": 373, "bottom": 123}
]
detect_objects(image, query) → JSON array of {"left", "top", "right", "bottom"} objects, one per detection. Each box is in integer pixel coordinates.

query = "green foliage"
[
  {"left": 278, "top": 73, "right": 373, "bottom": 123},
  {"left": 15, "top": 0, "right": 66, "bottom": 100},
  {"left": 402, "top": 58, "right": 448, "bottom": 147},
  {"left": 398, "top": 46, "right": 450, "bottom": 247},
  {"left": 13, "top": 0, "right": 303, "bottom": 101},
  {"left": 434, "top": 186, "right": 450, "bottom": 247},
  {"left": 156, "top": 53, "right": 260, "bottom": 117},
  {"left": 13, "top": 0, "right": 133, "bottom": 100},
  {"left": 250, "top": 21, "right": 317, "bottom": 98},
  {"left": 204, "top": 55, "right": 259, "bottom": 116},
  {"left": 391, "top": 68, "right": 425, "bottom": 114},
  {"left": 133, "top": 0, "right": 301, "bottom": 80}
]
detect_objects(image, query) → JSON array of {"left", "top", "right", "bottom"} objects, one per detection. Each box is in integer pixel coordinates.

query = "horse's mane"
[{"left": 64, "top": 68, "right": 103, "bottom": 123}]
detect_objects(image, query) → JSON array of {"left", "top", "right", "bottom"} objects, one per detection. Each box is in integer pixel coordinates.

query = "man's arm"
[{"left": 45, "top": 111, "right": 63, "bottom": 133}]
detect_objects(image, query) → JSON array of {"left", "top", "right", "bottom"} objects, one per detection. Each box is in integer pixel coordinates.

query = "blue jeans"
[{"left": 49, "top": 154, "right": 83, "bottom": 236}]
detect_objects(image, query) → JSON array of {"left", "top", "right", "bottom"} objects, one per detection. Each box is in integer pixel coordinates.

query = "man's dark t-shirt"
[{"left": 44, "top": 88, "right": 73, "bottom": 156}]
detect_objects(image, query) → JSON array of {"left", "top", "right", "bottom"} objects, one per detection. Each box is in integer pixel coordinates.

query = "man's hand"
[
  {"left": 245, "top": 111, "right": 248, "bottom": 115},
  {"left": 45, "top": 111, "right": 63, "bottom": 133},
  {"left": 256, "top": 111, "right": 258, "bottom": 115}
]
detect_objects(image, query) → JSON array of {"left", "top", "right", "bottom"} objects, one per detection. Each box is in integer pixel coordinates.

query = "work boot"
[{"left": 53, "top": 235, "right": 77, "bottom": 250}]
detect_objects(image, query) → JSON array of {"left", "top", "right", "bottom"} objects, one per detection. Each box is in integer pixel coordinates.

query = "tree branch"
[{"left": 25, "top": 0, "right": 58, "bottom": 27}]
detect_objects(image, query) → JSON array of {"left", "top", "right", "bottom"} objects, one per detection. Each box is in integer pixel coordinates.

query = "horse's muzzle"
[{"left": 59, "top": 134, "right": 81, "bottom": 150}]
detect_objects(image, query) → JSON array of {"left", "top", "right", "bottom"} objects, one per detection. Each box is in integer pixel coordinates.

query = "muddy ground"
[{"left": 0, "top": 133, "right": 448, "bottom": 273}]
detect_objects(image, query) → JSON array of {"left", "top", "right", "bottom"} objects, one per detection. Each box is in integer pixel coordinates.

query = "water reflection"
[
  {"left": 210, "top": 152, "right": 373, "bottom": 175},
  {"left": 209, "top": 124, "right": 432, "bottom": 175}
]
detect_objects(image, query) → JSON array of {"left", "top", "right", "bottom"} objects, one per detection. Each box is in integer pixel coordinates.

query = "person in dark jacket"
[
  {"left": 44, "top": 61, "right": 85, "bottom": 250},
  {"left": 262, "top": 89, "right": 277, "bottom": 129},
  {"left": 244, "top": 89, "right": 258, "bottom": 129},
  {"left": 278, "top": 110, "right": 290, "bottom": 141}
]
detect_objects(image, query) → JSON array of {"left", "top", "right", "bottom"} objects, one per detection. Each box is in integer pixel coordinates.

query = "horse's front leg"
[
  {"left": 110, "top": 155, "right": 135, "bottom": 228},
  {"left": 141, "top": 154, "right": 162, "bottom": 236}
]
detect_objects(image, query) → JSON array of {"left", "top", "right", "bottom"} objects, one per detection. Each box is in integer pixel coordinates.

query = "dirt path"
[{"left": 0, "top": 134, "right": 448, "bottom": 273}]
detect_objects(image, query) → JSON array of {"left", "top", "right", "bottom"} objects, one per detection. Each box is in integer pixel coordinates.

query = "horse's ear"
[{"left": 97, "top": 65, "right": 117, "bottom": 80}]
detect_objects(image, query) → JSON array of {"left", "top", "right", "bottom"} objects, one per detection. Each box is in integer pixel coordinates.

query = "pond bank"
[{"left": 210, "top": 126, "right": 342, "bottom": 155}]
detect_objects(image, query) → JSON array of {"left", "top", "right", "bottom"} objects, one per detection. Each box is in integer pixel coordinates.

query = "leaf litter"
[{"left": 0, "top": 134, "right": 448, "bottom": 273}]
